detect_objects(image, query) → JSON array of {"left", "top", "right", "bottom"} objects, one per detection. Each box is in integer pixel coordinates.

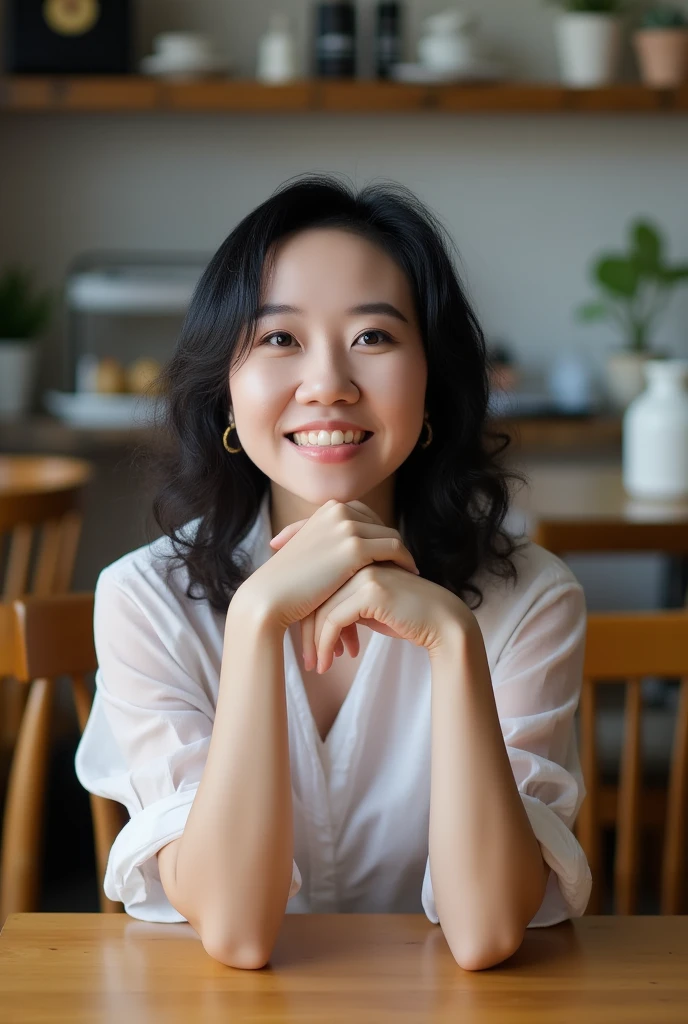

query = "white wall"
[{"left": 1, "top": 1, "right": 687, "bottom": 392}]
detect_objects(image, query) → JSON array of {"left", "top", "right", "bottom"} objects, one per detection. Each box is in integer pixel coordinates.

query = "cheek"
[
  {"left": 372, "top": 357, "right": 427, "bottom": 424},
  {"left": 231, "top": 364, "right": 290, "bottom": 415}
]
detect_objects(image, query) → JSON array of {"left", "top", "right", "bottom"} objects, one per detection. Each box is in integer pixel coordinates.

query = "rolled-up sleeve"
[
  {"left": 75, "top": 567, "right": 302, "bottom": 922},
  {"left": 421, "top": 577, "right": 592, "bottom": 927}
]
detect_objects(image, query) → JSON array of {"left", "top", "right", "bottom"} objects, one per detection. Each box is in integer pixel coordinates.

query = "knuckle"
[
  {"left": 361, "top": 566, "right": 382, "bottom": 589},
  {"left": 339, "top": 519, "right": 358, "bottom": 539},
  {"left": 346, "top": 534, "right": 366, "bottom": 561}
]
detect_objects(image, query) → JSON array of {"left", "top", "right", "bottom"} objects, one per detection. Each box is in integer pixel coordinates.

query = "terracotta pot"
[{"left": 634, "top": 29, "right": 688, "bottom": 87}]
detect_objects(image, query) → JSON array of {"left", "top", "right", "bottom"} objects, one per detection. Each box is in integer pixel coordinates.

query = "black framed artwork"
[{"left": 5, "top": 0, "right": 132, "bottom": 74}]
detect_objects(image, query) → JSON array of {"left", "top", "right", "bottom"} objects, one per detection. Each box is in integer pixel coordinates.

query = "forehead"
[{"left": 263, "top": 228, "right": 412, "bottom": 306}]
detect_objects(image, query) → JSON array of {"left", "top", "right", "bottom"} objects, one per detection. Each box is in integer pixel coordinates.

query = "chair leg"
[
  {"left": 90, "top": 796, "right": 126, "bottom": 913},
  {"left": 0, "top": 677, "right": 54, "bottom": 924}
]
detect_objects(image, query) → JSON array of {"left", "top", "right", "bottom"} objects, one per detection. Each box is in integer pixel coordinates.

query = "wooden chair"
[
  {"left": 533, "top": 520, "right": 688, "bottom": 558},
  {"left": 0, "top": 455, "right": 93, "bottom": 752},
  {"left": 0, "top": 592, "right": 127, "bottom": 923},
  {"left": 578, "top": 611, "right": 688, "bottom": 915}
]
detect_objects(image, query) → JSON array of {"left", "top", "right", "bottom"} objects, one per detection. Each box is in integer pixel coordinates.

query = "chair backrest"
[
  {"left": 579, "top": 611, "right": 688, "bottom": 915},
  {"left": 0, "top": 455, "right": 93, "bottom": 749},
  {"left": 0, "top": 456, "right": 92, "bottom": 599},
  {"left": 0, "top": 592, "right": 126, "bottom": 921}
]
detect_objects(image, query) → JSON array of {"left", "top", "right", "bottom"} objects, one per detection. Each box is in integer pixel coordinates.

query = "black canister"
[
  {"left": 315, "top": 2, "right": 356, "bottom": 78},
  {"left": 376, "top": 2, "right": 402, "bottom": 79}
]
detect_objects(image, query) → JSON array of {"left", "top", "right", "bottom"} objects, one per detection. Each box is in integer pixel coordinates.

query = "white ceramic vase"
[
  {"left": 555, "top": 13, "right": 623, "bottom": 87},
  {"left": 0, "top": 341, "right": 38, "bottom": 419},
  {"left": 622, "top": 359, "right": 688, "bottom": 500}
]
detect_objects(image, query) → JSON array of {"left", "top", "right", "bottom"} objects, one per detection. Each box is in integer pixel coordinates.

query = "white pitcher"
[{"left": 623, "top": 359, "right": 688, "bottom": 500}]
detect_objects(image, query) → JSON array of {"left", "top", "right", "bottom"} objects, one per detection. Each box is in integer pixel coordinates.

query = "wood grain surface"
[{"left": 1, "top": 914, "right": 687, "bottom": 1023}]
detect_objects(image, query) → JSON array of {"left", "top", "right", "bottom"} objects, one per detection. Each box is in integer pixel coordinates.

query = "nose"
[{"left": 295, "top": 347, "right": 360, "bottom": 406}]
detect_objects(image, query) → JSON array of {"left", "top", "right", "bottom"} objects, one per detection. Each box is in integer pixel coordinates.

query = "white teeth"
[{"left": 292, "top": 429, "right": 366, "bottom": 447}]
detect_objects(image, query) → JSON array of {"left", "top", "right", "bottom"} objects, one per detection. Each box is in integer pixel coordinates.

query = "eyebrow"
[{"left": 255, "top": 301, "right": 409, "bottom": 324}]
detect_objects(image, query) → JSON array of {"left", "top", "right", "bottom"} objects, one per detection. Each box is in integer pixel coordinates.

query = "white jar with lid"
[
  {"left": 257, "top": 13, "right": 297, "bottom": 83},
  {"left": 622, "top": 359, "right": 688, "bottom": 499}
]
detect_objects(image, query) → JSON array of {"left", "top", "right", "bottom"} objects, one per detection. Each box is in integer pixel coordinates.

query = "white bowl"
[{"left": 45, "top": 390, "right": 162, "bottom": 428}]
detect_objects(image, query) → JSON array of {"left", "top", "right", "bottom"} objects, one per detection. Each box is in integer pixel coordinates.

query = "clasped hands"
[{"left": 269, "top": 499, "right": 471, "bottom": 675}]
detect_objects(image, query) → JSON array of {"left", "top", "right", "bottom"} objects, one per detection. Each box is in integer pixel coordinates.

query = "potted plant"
[
  {"left": 0, "top": 266, "right": 52, "bottom": 420},
  {"left": 546, "top": 1, "right": 629, "bottom": 86},
  {"left": 634, "top": 5, "right": 688, "bottom": 86},
  {"left": 577, "top": 219, "right": 688, "bottom": 408}
]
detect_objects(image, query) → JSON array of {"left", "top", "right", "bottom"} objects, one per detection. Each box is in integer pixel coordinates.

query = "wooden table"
[
  {"left": 513, "top": 461, "right": 688, "bottom": 554},
  {"left": 1, "top": 914, "right": 687, "bottom": 1023}
]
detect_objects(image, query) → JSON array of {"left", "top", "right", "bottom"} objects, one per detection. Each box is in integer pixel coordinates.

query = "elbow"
[
  {"left": 202, "top": 932, "right": 272, "bottom": 970},
  {"left": 447, "top": 926, "right": 525, "bottom": 972}
]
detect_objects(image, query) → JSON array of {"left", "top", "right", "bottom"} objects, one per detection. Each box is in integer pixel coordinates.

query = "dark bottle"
[
  {"left": 315, "top": 2, "right": 356, "bottom": 78},
  {"left": 376, "top": 2, "right": 402, "bottom": 79}
]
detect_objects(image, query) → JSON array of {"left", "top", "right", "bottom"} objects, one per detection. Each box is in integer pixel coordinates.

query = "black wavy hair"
[{"left": 151, "top": 174, "right": 525, "bottom": 612}]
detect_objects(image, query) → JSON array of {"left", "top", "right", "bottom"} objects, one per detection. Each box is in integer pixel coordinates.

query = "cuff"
[
  {"left": 104, "top": 792, "right": 302, "bottom": 922},
  {"left": 420, "top": 794, "right": 592, "bottom": 927}
]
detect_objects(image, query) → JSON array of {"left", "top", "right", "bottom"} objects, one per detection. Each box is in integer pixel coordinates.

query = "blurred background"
[{"left": 0, "top": 0, "right": 687, "bottom": 920}]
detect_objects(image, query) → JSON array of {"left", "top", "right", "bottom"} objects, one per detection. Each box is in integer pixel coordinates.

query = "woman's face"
[{"left": 228, "top": 227, "right": 428, "bottom": 518}]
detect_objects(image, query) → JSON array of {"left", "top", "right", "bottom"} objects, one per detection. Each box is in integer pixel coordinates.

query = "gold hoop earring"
[
  {"left": 222, "top": 419, "right": 242, "bottom": 454},
  {"left": 420, "top": 412, "right": 433, "bottom": 450}
]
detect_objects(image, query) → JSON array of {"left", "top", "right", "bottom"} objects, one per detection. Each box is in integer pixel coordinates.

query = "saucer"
[{"left": 140, "top": 53, "right": 230, "bottom": 78}]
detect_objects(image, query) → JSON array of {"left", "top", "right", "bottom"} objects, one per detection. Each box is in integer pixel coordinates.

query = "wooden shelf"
[{"left": 0, "top": 77, "right": 687, "bottom": 114}]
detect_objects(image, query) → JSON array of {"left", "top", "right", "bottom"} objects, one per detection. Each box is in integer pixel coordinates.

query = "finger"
[
  {"left": 269, "top": 518, "right": 308, "bottom": 549},
  {"left": 301, "top": 611, "right": 316, "bottom": 671},
  {"left": 355, "top": 533, "right": 420, "bottom": 576},
  {"left": 316, "top": 590, "right": 373, "bottom": 673},
  {"left": 340, "top": 500, "right": 386, "bottom": 527},
  {"left": 339, "top": 622, "right": 360, "bottom": 658},
  {"left": 312, "top": 573, "right": 365, "bottom": 670}
]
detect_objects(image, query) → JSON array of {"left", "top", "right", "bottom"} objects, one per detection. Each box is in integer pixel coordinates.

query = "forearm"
[
  {"left": 428, "top": 621, "right": 548, "bottom": 971},
  {"left": 163, "top": 598, "right": 293, "bottom": 968}
]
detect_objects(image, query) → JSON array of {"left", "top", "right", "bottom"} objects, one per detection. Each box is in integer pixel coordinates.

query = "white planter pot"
[
  {"left": 605, "top": 350, "right": 655, "bottom": 410},
  {"left": 623, "top": 359, "right": 688, "bottom": 500},
  {"left": 555, "top": 14, "right": 623, "bottom": 87},
  {"left": 0, "top": 341, "right": 39, "bottom": 419}
]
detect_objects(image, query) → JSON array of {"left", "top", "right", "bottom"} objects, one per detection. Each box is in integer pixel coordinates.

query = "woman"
[{"left": 76, "top": 175, "right": 591, "bottom": 971}]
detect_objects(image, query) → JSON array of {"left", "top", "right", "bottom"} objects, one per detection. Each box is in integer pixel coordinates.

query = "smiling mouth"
[{"left": 285, "top": 431, "right": 374, "bottom": 447}]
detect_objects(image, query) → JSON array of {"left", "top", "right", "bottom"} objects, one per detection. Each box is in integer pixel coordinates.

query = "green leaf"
[
  {"left": 660, "top": 264, "right": 688, "bottom": 284},
  {"left": 595, "top": 257, "right": 639, "bottom": 298},
  {"left": 576, "top": 300, "right": 610, "bottom": 322},
  {"left": 631, "top": 220, "right": 663, "bottom": 274},
  {"left": 0, "top": 265, "right": 52, "bottom": 339}
]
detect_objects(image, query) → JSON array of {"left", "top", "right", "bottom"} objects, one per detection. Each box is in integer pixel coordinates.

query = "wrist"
[
  {"left": 429, "top": 607, "right": 482, "bottom": 667},
  {"left": 226, "top": 583, "right": 286, "bottom": 639}
]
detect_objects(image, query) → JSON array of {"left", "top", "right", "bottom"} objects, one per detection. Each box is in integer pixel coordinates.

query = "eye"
[
  {"left": 261, "top": 332, "right": 295, "bottom": 348},
  {"left": 356, "top": 330, "right": 392, "bottom": 347}
]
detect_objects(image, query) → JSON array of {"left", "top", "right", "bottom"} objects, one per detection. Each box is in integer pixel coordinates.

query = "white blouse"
[{"left": 75, "top": 490, "right": 592, "bottom": 927}]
